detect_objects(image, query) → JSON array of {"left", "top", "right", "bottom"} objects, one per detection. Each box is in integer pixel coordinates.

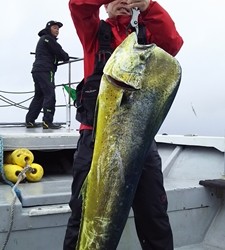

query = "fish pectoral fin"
[
  {"left": 105, "top": 75, "right": 137, "bottom": 91},
  {"left": 92, "top": 98, "right": 99, "bottom": 142},
  {"left": 79, "top": 176, "right": 88, "bottom": 199}
]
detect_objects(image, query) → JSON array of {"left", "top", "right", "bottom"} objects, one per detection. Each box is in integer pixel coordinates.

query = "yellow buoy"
[
  {"left": 3, "top": 164, "right": 24, "bottom": 183},
  {"left": 26, "top": 163, "right": 44, "bottom": 182},
  {"left": 4, "top": 148, "right": 34, "bottom": 167}
]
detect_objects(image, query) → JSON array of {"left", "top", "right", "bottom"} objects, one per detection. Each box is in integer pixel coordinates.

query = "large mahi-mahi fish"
[{"left": 76, "top": 32, "right": 182, "bottom": 250}]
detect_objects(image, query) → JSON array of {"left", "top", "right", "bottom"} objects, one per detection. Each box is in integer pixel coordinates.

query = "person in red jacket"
[{"left": 64, "top": 0, "right": 183, "bottom": 249}]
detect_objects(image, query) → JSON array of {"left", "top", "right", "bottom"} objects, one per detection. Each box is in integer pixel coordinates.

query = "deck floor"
[
  {"left": 0, "top": 124, "right": 80, "bottom": 150},
  {"left": 175, "top": 244, "right": 224, "bottom": 250}
]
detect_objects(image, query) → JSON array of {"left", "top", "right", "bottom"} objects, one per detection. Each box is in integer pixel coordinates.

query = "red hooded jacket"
[{"left": 69, "top": 0, "right": 183, "bottom": 130}]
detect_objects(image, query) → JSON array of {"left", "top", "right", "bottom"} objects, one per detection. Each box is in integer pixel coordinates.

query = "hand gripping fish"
[{"left": 76, "top": 32, "right": 182, "bottom": 250}]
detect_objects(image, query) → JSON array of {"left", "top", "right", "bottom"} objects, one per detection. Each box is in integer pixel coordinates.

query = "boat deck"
[
  {"left": 0, "top": 124, "right": 79, "bottom": 150},
  {"left": 0, "top": 127, "right": 225, "bottom": 250}
]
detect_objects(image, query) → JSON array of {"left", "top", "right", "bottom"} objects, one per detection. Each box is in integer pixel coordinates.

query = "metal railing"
[
  {"left": 58, "top": 57, "right": 83, "bottom": 129},
  {"left": 0, "top": 55, "right": 84, "bottom": 129}
]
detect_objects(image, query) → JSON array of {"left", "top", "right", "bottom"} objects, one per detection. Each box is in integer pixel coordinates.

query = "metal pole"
[{"left": 66, "top": 61, "right": 72, "bottom": 130}]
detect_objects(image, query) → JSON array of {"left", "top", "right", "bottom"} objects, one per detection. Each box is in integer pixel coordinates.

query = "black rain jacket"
[{"left": 32, "top": 28, "right": 69, "bottom": 73}]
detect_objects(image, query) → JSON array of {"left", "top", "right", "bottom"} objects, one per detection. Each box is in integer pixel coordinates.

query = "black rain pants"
[
  {"left": 25, "top": 71, "right": 56, "bottom": 124},
  {"left": 63, "top": 130, "right": 173, "bottom": 250}
]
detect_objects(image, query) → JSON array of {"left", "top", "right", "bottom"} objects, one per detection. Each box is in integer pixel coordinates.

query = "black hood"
[{"left": 38, "top": 28, "right": 51, "bottom": 37}]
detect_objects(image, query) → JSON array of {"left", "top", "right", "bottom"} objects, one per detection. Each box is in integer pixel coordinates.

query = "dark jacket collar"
[{"left": 38, "top": 28, "right": 57, "bottom": 40}]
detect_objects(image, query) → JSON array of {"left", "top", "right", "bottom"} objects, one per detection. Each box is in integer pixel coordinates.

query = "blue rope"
[{"left": 0, "top": 138, "right": 21, "bottom": 198}]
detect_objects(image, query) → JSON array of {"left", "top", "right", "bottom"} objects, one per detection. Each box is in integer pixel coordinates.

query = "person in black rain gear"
[{"left": 25, "top": 20, "right": 69, "bottom": 129}]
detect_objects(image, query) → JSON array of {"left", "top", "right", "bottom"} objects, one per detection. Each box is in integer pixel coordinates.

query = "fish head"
[{"left": 103, "top": 32, "right": 155, "bottom": 90}]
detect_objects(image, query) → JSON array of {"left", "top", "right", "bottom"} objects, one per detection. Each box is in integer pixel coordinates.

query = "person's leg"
[
  {"left": 63, "top": 130, "right": 94, "bottom": 250},
  {"left": 25, "top": 72, "right": 44, "bottom": 124},
  {"left": 41, "top": 71, "right": 56, "bottom": 124},
  {"left": 132, "top": 140, "right": 173, "bottom": 250}
]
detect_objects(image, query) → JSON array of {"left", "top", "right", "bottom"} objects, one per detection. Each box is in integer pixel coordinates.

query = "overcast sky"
[{"left": 0, "top": 0, "right": 225, "bottom": 136}]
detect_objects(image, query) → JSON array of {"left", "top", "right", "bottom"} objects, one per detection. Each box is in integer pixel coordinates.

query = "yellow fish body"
[{"left": 76, "top": 32, "right": 182, "bottom": 250}]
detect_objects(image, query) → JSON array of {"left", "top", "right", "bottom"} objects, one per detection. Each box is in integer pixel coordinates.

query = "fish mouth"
[
  {"left": 135, "top": 43, "right": 155, "bottom": 50},
  {"left": 105, "top": 75, "right": 136, "bottom": 91}
]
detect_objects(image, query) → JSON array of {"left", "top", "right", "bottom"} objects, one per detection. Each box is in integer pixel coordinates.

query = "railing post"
[{"left": 66, "top": 61, "right": 72, "bottom": 130}]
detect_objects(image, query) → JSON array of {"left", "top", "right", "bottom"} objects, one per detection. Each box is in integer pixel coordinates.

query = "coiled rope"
[{"left": 0, "top": 142, "right": 33, "bottom": 250}]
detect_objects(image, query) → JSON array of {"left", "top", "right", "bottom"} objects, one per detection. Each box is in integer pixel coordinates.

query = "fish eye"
[{"left": 139, "top": 54, "right": 145, "bottom": 61}]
